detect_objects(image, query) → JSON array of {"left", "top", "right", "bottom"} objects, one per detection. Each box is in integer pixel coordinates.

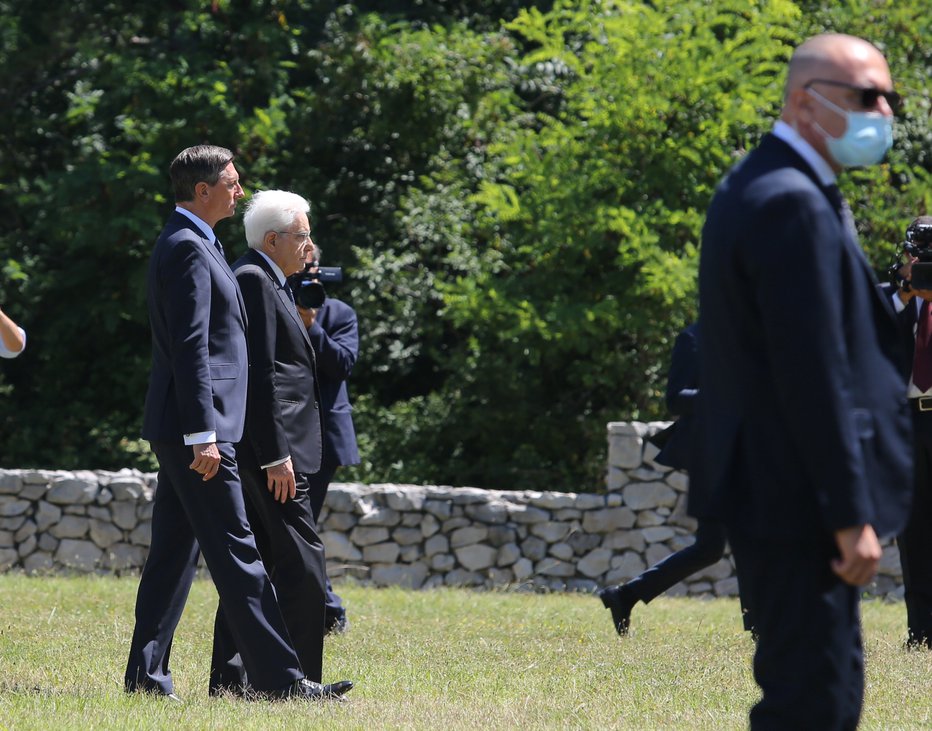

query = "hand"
[
  {"left": 831, "top": 524, "right": 881, "bottom": 586},
  {"left": 189, "top": 443, "right": 221, "bottom": 482},
  {"left": 266, "top": 458, "right": 296, "bottom": 503},
  {"left": 298, "top": 306, "right": 317, "bottom": 329}
]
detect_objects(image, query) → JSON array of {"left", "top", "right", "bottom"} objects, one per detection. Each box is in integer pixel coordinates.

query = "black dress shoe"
[
  {"left": 268, "top": 677, "right": 354, "bottom": 701},
  {"left": 325, "top": 615, "right": 350, "bottom": 636},
  {"left": 598, "top": 585, "right": 637, "bottom": 636}
]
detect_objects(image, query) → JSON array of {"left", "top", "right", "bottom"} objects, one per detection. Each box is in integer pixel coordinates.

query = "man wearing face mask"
[{"left": 693, "top": 34, "right": 912, "bottom": 729}]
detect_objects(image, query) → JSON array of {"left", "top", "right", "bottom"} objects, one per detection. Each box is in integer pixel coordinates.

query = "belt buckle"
[{"left": 919, "top": 397, "right": 932, "bottom": 412}]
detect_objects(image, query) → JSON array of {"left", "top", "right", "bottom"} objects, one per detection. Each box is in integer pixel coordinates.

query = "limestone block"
[
  {"left": 50, "top": 515, "right": 90, "bottom": 539},
  {"left": 497, "top": 542, "right": 521, "bottom": 567},
  {"left": 87, "top": 506, "right": 110, "bottom": 521},
  {"left": 486, "top": 567, "right": 514, "bottom": 587},
  {"left": 606, "top": 468, "right": 630, "bottom": 491},
  {"left": 603, "top": 530, "right": 646, "bottom": 553},
  {"left": 363, "top": 542, "right": 401, "bottom": 564},
  {"left": 420, "top": 514, "right": 440, "bottom": 538},
  {"left": 635, "top": 510, "right": 665, "bottom": 528},
  {"left": 691, "top": 557, "right": 733, "bottom": 581},
  {"left": 23, "top": 551, "right": 53, "bottom": 574},
  {"left": 464, "top": 501, "right": 509, "bottom": 524},
  {"left": 321, "top": 531, "right": 363, "bottom": 561},
  {"left": 512, "top": 557, "right": 534, "bottom": 581},
  {"left": 0, "top": 471, "right": 24, "bottom": 494},
  {"left": 96, "top": 488, "right": 113, "bottom": 506},
  {"left": 111, "top": 502, "right": 139, "bottom": 531},
  {"left": 20, "top": 482, "right": 48, "bottom": 500},
  {"left": 0, "top": 530, "right": 13, "bottom": 547},
  {"left": 554, "top": 509, "right": 582, "bottom": 521},
  {"left": 423, "top": 499, "right": 453, "bottom": 520},
  {"left": 449, "top": 487, "right": 489, "bottom": 505},
  {"left": 35, "top": 501, "right": 62, "bottom": 532},
  {"left": 90, "top": 519, "right": 124, "bottom": 549},
  {"left": 55, "top": 539, "right": 102, "bottom": 571},
  {"left": 390, "top": 525, "right": 420, "bottom": 545},
  {"left": 325, "top": 483, "right": 368, "bottom": 512},
  {"left": 136, "top": 501, "right": 154, "bottom": 521},
  {"left": 38, "top": 533, "right": 59, "bottom": 552},
  {"left": 401, "top": 513, "right": 422, "bottom": 527},
  {"left": 108, "top": 478, "right": 145, "bottom": 501},
  {"left": 644, "top": 543, "right": 673, "bottom": 566},
  {"left": 622, "top": 482, "right": 677, "bottom": 511},
  {"left": 607, "top": 428, "right": 644, "bottom": 469},
  {"left": 0, "top": 515, "right": 26, "bottom": 531},
  {"left": 449, "top": 526, "right": 488, "bottom": 548},
  {"left": 520, "top": 536, "right": 548, "bottom": 561},
  {"left": 548, "top": 542, "right": 574, "bottom": 561},
  {"left": 0, "top": 498, "right": 30, "bottom": 517},
  {"left": 529, "top": 521, "right": 570, "bottom": 543},
  {"left": 350, "top": 526, "right": 390, "bottom": 547},
  {"left": 18, "top": 533, "right": 38, "bottom": 557},
  {"left": 384, "top": 486, "right": 427, "bottom": 511},
  {"left": 442, "top": 517, "right": 470, "bottom": 533},
  {"left": 324, "top": 512, "right": 357, "bottom": 532},
  {"left": 454, "top": 544, "right": 497, "bottom": 571},
  {"left": 430, "top": 553, "right": 455, "bottom": 571},
  {"left": 630, "top": 467, "right": 665, "bottom": 482},
  {"left": 47, "top": 475, "right": 98, "bottom": 505},
  {"left": 575, "top": 493, "right": 606, "bottom": 511},
  {"left": 399, "top": 544, "right": 423, "bottom": 563},
  {"left": 608, "top": 551, "right": 647, "bottom": 580},
  {"left": 577, "top": 547, "right": 614, "bottom": 578},
  {"left": 506, "top": 504, "right": 550, "bottom": 524},
  {"left": 22, "top": 470, "right": 62, "bottom": 485},
  {"left": 358, "top": 506, "right": 402, "bottom": 527},
  {"left": 486, "top": 525, "right": 517, "bottom": 547},
  {"left": 422, "top": 575, "right": 445, "bottom": 590},
  {"left": 532, "top": 492, "right": 577, "bottom": 510},
  {"left": 424, "top": 534, "right": 449, "bottom": 557},
  {"left": 535, "top": 558, "right": 575, "bottom": 577},
  {"left": 444, "top": 568, "right": 484, "bottom": 586},
  {"left": 14, "top": 519, "right": 37, "bottom": 542},
  {"left": 606, "top": 493, "right": 623, "bottom": 507},
  {"left": 129, "top": 521, "right": 152, "bottom": 547},
  {"left": 566, "top": 532, "right": 601, "bottom": 555},
  {"left": 0, "top": 547, "right": 19, "bottom": 569},
  {"left": 103, "top": 543, "right": 147, "bottom": 571},
  {"left": 665, "top": 470, "right": 689, "bottom": 492},
  {"left": 642, "top": 526, "right": 675, "bottom": 543},
  {"left": 371, "top": 561, "right": 428, "bottom": 589},
  {"left": 581, "top": 507, "right": 636, "bottom": 533}
]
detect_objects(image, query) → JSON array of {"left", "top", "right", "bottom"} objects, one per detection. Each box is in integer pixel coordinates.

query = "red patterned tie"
[{"left": 914, "top": 299, "right": 932, "bottom": 392}]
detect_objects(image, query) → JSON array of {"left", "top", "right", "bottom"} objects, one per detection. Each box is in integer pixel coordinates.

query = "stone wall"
[{"left": 0, "top": 421, "right": 904, "bottom": 598}]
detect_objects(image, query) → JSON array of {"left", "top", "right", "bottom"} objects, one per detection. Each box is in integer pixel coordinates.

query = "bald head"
[{"left": 784, "top": 34, "right": 889, "bottom": 102}]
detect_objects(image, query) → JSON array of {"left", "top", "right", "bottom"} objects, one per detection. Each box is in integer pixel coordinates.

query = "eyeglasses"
[
  {"left": 804, "top": 79, "right": 901, "bottom": 111},
  {"left": 274, "top": 231, "right": 312, "bottom": 242}
]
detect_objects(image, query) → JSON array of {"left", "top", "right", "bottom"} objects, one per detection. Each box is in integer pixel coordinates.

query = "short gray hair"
[{"left": 243, "top": 190, "right": 311, "bottom": 250}]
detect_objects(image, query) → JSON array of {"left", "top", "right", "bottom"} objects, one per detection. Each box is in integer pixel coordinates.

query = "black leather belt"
[{"left": 913, "top": 397, "right": 932, "bottom": 412}]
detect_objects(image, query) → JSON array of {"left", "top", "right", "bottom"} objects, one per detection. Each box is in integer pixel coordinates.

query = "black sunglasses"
[{"left": 805, "top": 78, "right": 901, "bottom": 111}]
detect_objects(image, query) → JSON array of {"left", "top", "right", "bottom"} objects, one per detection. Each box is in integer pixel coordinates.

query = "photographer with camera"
[
  {"left": 0, "top": 305, "right": 26, "bottom": 358},
  {"left": 886, "top": 215, "right": 932, "bottom": 649},
  {"left": 291, "top": 244, "right": 360, "bottom": 635}
]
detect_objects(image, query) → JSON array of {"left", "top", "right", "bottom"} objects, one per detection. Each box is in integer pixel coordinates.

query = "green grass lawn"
[{"left": 0, "top": 575, "right": 929, "bottom": 730}]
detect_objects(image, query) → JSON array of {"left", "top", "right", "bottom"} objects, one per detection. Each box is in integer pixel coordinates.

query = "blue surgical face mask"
[{"left": 807, "top": 88, "right": 893, "bottom": 167}]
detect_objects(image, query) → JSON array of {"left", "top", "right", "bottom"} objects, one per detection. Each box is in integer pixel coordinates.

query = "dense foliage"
[{"left": 1, "top": 0, "right": 929, "bottom": 490}]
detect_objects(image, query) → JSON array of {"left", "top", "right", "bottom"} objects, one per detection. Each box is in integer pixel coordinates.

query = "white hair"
[{"left": 243, "top": 189, "right": 310, "bottom": 250}]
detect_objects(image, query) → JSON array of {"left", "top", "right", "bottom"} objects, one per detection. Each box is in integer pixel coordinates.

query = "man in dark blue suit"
[
  {"left": 125, "top": 147, "right": 346, "bottom": 702},
  {"left": 296, "top": 243, "right": 360, "bottom": 634},
  {"left": 209, "top": 190, "right": 352, "bottom": 696},
  {"left": 694, "top": 35, "right": 912, "bottom": 729},
  {"left": 883, "top": 216, "right": 932, "bottom": 650},
  {"left": 599, "top": 323, "right": 755, "bottom": 635}
]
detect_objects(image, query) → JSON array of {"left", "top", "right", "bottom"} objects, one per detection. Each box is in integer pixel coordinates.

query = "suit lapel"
[{"left": 245, "top": 250, "right": 315, "bottom": 352}]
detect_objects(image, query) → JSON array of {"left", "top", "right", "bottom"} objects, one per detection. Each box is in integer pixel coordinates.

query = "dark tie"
[
  {"left": 213, "top": 238, "right": 225, "bottom": 259},
  {"left": 283, "top": 283, "right": 297, "bottom": 310},
  {"left": 914, "top": 299, "right": 932, "bottom": 392}
]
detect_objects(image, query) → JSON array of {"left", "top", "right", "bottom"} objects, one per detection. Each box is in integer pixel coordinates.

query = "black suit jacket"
[
  {"left": 142, "top": 211, "right": 248, "bottom": 444},
  {"left": 655, "top": 323, "right": 698, "bottom": 471},
  {"left": 306, "top": 297, "right": 360, "bottom": 467},
  {"left": 233, "top": 249, "right": 323, "bottom": 474},
  {"left": 691, "top": 134, "right": 912, "bottom": 541}
]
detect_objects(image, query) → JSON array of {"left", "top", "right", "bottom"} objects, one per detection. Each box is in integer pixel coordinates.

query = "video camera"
[
  {"left": 287, "top": 263, "right": 343, "bottom": 310},
  {"left": 888, "top": 217, "right": 932, "bottom": 292}
]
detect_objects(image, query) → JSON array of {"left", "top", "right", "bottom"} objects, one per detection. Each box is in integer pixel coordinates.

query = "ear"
[
  {"left": 263, "top": 231, "right": 277, "bottom": 251},
  {"left": 194, "top": 181, "right": 210, "bottom": 200},
  {"left": 789, "top": 87, "right": 817, "bottom": 126}
]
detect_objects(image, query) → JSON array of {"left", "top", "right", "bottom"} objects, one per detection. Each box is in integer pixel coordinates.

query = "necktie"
[
  {"left": 283, "top": 283, "right": 298, "bottom": 311},
  {"left": 213, "top": 238, "right": 225, "bottom": 259},
  {"left": 913, "top": 299, "right": 932, "bottom": 392}
]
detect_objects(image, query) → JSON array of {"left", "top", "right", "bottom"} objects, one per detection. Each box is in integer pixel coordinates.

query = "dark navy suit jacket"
[
  {"left": 233, "top": 249, "right": 323, "bottom": 475},
  {"left": 306, "top": 297, "right": 359, "bottom": 467},
  {"left": 142, "top": 211, "right": 248, "bottom": 444},
  {"left": 692, "top": 134, "right": 912, "bottom": 541},
  {"left": 655, "top": 323, "right": 698, "bottom": 472}
]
